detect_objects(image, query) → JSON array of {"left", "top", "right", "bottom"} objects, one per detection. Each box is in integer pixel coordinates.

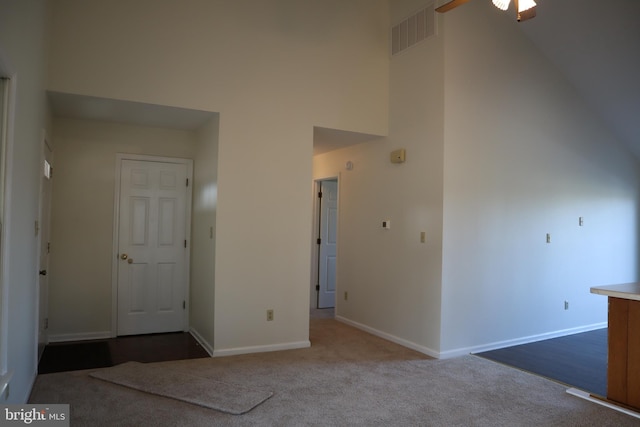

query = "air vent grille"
[{"left": 391, "top": 5, "right": 435, "bottom": 56}]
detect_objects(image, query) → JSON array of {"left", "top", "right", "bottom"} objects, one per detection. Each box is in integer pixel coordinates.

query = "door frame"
[
  {"left": 110, "top": 153, "right": 193, "bottom": 337},
  {"left": 310, "top": 176, "right": 340, "bottom": 310},
  {"left": 0, "top": 58, "right": 16, "bottom": 381},
  {"left": 35, "top": 131, "right": 52, "bottom": 360}
]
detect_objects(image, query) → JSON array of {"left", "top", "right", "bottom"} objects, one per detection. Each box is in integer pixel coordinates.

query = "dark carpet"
[
  {"left": 475, "top": 328, "right": 607, "bottom": 397},
  {"left": 38, "top": 341, "right": 112, "bottom": 374}
]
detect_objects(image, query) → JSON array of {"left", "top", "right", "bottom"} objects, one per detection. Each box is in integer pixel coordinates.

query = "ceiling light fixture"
[
  {"left": 491, "top": 0, "right": 537, "bottom": 21},
  {"left": 492, "top": 0, "right": 510, "bottom": 11},
  {"left": 437, "top": 0, "right": 537, "bottom": 22}
]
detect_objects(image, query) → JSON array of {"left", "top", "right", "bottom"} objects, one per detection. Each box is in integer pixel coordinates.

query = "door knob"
[
  {"left": 120, "top": 253, "right": 128, "bottom": 260},
  {"left": 39, "top": 270, "right": 47, "bottom": 276},
  {"left": 128, "top": 258, "right": 133, "bottom": 264}
]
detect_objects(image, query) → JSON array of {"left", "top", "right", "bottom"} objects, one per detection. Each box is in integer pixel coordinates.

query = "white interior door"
[
  {"left": 37, "top": 137, "right": 52, "bottom": 359},
  {"left": 116, "top": 158, "right": 190, "bottom": 336},
  {"left": 318, "top": 180, "right": 337, "bottom": 308}
]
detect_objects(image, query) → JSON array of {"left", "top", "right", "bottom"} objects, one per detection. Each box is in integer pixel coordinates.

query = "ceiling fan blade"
[
  {"left": 435, "top": 0, "right": 473, "bottom": 13},
  {"left": 517, "top": 5, "right": 536, "bottom": 21}
]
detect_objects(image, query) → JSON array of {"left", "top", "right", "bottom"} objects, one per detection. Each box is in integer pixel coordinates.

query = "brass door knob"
[
  {"left": 127, "top": 258, "right": 133, "bottom": 264},
  {"left": 120, "top": 253, "right": 128, "bottom": 260}
]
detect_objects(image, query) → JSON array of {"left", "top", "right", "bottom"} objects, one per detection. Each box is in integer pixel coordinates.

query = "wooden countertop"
[{"left": 590, "top": 282, "right": 640, "bottom": 302}]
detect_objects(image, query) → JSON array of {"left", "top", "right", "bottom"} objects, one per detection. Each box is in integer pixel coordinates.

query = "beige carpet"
[
  {"left": 30, "top": 318, "right": 640, "bottom": 426},
  {"left": 89, "top": 361, "right": 272, "bottom": 415}
]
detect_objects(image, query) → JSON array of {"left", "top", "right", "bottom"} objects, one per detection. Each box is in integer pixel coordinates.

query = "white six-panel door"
[
  {"left": 116, "top": 158, "right": 190, "bottom": 336},
  {"left": 318, "top": 180, "right": 337, "bottom": 309}
]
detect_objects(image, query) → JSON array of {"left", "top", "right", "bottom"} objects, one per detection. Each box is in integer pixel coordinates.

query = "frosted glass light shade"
[{"left": 492, "top": 0, "right": 511, "bottom": 11}]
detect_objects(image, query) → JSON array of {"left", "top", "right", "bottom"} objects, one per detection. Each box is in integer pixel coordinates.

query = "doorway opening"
[{"left": 312, "top": 178, "right": 338, "bottom": 312}]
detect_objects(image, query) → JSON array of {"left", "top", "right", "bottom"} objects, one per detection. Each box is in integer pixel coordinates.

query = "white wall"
[
  {"left": 48, "top": 0, "right": 389, "bottom": 137},
  {"left": 439, "top": 1, "right": 640, "bottom": 356},
  {"left": 48, "top": 0, "right": 390, "bottom": 354},
  {"left": 312, "top": 0, "right": 445, "bottom": 356},
  {"left": 190, "top": 116, "right": 219, "bottom": 354},
  {"left": 48, "top": 118, "right": 196, "bottom": 340},
  {"left": 0, "top": 0, "right": 51, "bottom": 403},
  {"left": 315, "top": 0, "right": 640, "bottom": 359}
]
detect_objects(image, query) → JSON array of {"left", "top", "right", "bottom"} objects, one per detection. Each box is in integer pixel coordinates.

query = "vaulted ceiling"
[
  {"left": 519, "top": 0, "right": 640, "bottom": 157},
  {"left": 316, "top": 0, "right": 640, "bottom": 156}
]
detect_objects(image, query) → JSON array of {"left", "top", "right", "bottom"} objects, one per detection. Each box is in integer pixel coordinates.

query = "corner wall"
[
  {"left": 0, "top": 0, "right": 51, "bottom": 403},
  {"left": 312, "top": 0, "right": 445, "bottom": 356},
  {"left": 189, "top": 116, "right": 219, "bottom": 354},
  {"left": 440, "top": 1, "right": 640, "bottom": 356},
  {"left": 48, "top": 0, "right": 390, "bottom": 356}
]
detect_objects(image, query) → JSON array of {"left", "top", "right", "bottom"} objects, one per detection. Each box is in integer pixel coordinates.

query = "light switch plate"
[{"left": 390, "top": 149, "right": 406, "bottom": 164}]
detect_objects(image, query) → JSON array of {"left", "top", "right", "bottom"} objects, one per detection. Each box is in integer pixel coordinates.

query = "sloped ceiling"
[{"left": 518, "top": 0, "right": 640, "bottom": 157}]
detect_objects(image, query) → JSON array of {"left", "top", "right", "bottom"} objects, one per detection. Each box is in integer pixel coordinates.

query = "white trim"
[
  {"left": 335, "top": 316, "right": 607, "bottom": 360},
  {"left": 0, "top": 370, "right": 12, "bottom": 400},
  {"left": 188, "top": 327, "right": 213, "bottom": 357},
  {"left": 566, "top": 388, "right": 640, "bottom": 419},
  {"left": 335, "top": 315, "right": 440, "bottom": 358},
  {"left": 310, "top": 175, "right": 340, "bottom": 310},
  {"left": 0, "top": 63, "right": 16, "bottom": 377},
  {"left": 34, "top": 130, "right": 51, "bottom": 364},
  {"left": 22, "top": 370, "right": 38, "bottom": 403},
  {"left": 111, "top": 153, "right": 193, "bottom": 337},
  {"left": 440, "top": 322, "right": 608, "bottom": 359},
  {"left": 48, "top": 331, "right": 112, "bottom": 343},
  {"left": 212, "top": 340, "right": 311, "bottom": 358}
]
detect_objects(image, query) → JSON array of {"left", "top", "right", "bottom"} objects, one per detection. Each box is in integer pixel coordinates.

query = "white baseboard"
[
  {"left": 47, "top": 331, "right": 112, "bottom": 343},
  {"left": 335, "top": 315, "right": 440, "bottom": 359},
  {"left": 0, "top": 371, "right": 12, "bottom": 401},
  {"left": 5, "top": 370, "right": 36, "bottom": 404},
  {"left": 335, "top": 317, "right": 607, "bottom": 360},
  {"left": 212, "top": 340, "right": 311, "bottom": 358},
  {"left": 188, "top": 327, "right": 214, "bottom": 357},
  {"left": 439, "top": 322, "right": 608, "bottom": 359}
]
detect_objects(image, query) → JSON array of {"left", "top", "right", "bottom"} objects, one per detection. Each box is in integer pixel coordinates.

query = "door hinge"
[
  {"left": 44, "top": 318, "right": 49, "bottom": 329},
  {"left": 184, "top": 239, "right": 187, "bottom": 248},
  {"left": 47, "top": 242, "right": 51, "bottom": 254},
  {"left": 186, "top": 178, "right": 189, "bottom": 187},
  {"left": 34, "top": 220, "right": 39, "bottom": 236},
  {"left": 317, "top": 238, "right": 321, "bottom": 245},
  {"left": 183, "top": 301, "right": 186, "bottom": 310},
  {"left": 318, "top": 191, "right": 322, "bottom": 198},
  {"left": 315, "top": 284, "right": 320, "bottom": 291}
]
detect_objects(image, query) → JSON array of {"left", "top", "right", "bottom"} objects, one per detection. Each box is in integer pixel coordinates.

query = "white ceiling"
[{"left": 313, "top": 127, "right": 384, "bottom": 155}]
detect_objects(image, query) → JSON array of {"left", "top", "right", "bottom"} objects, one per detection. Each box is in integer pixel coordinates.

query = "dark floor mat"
[{"left": 38, "top": 341, "right": 113, "bottom": 374}]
